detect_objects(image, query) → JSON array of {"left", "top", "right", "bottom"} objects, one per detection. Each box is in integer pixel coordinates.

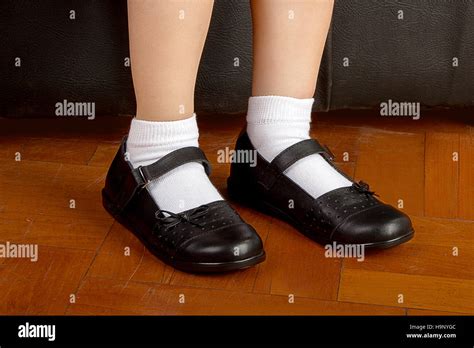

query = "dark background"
[{"left": 1, "top": 0, "right": 474, "bottom": 118}]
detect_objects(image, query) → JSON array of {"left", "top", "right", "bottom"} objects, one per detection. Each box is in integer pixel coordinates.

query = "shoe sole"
[
  {"left": 102, "top": 190, "right": 266, "bottom": 273},
  {"left": 227, "top": 177, "right": 414, "bottom": 250}
]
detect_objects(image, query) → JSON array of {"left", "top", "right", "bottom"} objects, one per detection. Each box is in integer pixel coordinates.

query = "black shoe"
[
  {"left": 227, "top": 131, "right": 414, "bottom": 249},
  {"left": 102, "top": 137, "right": 265, "bottom": 273}
]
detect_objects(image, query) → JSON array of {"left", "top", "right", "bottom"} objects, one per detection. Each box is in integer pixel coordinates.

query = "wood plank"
[
  {"left": 0, "top": 246, "right": 94, "bottom": 314},
  {"left": 0, "top": 136, "right": 27, "bottom": 161},
  {"left": 425, "top": 132, "right": 459, "bottom": 218},
  {"left": 253, "top": 218, "right": 341, "bottom": 300},
  {"left": 0, "top": 161, "right": 62, "bottom": 218},
  {"left": 38, "top": 163, "right": 111, "bottom": 222},
  {"left": 87, "top": 142, "right": 120, "bottom": 168},
  {"left": 343, "top": 217, "right": 474, "bottom": 281},
  {"left": 68, "top": 276, "right": 405, "bottom": 315},
  {"left": 409, "top": 216, "right": 474, "bottom": 248},
  {"left": 459, "top": 133, "right": 474, "bottom": 220},
  {"left": 343, "top": 242, "right": 474, "bottom": 280},
  {"left": 24, "top": 215, "right": 111, "bottom": 251},
  {"left": 339, "top": 268, "right": 474, "bottom": 314},
  {"left": 355, "top": 130, "right": 425, "bottom": 216},
  {"left": 87, "top": 222, "right": 173, "bottom": 284},
  {"left": 407, "top": 308, "right": 472, "bottom": 316},
  {"left": 170, "top": 265, "right": 260, "bottom": 293},
  {"left": 0, "top": 215, "right": 111, "bottom": 251},
  {"left": 315, "top": 110, "right": 472, "bottom": 135},
  {"left": 311, "top": 125, "right": 362, "bottom": 163},
  {"left": 0, "top": 218, "right": 32, "bottom": 246},
  {"left": 20, "top": 138, "right": 98, "bottom": 165}
]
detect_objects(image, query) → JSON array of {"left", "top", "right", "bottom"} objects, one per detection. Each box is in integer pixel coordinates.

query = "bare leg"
[
  {"left": 251, "top": 0, "right": 334, "bottom": 98},
  {"left": 128, "top": 0, "right": 214, "bottom": 120},
  {"left": 125, "top": 0, "right": 223, "bottom": 214}
]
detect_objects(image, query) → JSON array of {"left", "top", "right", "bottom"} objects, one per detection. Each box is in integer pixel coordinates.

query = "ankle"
[
  {"left": 246, "top": 95, "right": 314, "bottom": 161},
  {"left": 127, "top": 114, "right": 199, "bottom": 168}
]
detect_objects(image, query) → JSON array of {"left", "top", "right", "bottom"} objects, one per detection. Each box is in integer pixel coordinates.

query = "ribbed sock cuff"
[
  {"left": 127, "top": 114, "right": 199, "bottom": 148},
  {"left": 246, "top": 96, "right": 314, "bottom": 125}
]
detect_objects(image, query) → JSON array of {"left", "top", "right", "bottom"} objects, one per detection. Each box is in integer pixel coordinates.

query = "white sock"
[
  {"left": 127, "top": 114, "right": 222, "bottom": 213},
  {"left": 246, "top": 96, "right": 352, "bottom": 199}
]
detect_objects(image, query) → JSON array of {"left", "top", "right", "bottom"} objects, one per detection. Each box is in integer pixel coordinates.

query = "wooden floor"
[{"left": 0, "top": 111, "right": 473, "bottom": 316}]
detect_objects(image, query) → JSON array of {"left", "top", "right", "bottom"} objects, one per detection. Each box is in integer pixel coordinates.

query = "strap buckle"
[{"left": 134, "top": 166, "right": 150, "bottom": 187}]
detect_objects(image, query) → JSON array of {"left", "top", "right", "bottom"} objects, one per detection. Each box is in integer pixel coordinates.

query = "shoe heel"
[
  {"left": 228, "top": 176, "right": 300, "bottom": 226},
  {"left": 227, "top": 176, "right": 274, "bottom": 215},
  {"left": 227, "top": 176, "right": 257, "bottom": 204},
  {"left": 102, "top": 189, "right": 119, "bottom": 218}
]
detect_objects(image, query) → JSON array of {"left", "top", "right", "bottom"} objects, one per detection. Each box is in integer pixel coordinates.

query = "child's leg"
[
  {"left": 248, "top": 0, "right": 351, "bottom": 199},
  {"left": 232, "top": 0, "right": 413, "bottom": 249},
  {"left": 129, "top": 0, "right": 213, "bottom": 121},
  {"left": 127, "top": 0, "right": 222, "bottom": 213},
  {"left": 251, "top": 0, "right": 334, "bottom": 99}
]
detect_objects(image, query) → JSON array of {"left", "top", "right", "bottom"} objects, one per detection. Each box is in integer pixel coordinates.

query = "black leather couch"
[{"left": 1, "top": 0, "right": 473, "bottom": 118}]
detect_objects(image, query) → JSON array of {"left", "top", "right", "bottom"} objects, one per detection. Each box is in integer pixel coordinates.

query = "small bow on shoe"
[
  {"left": 154, "top": 205, "right": 209, "bottom": 231},
  {"left": 353, "top": 181, "right": 378, "bottom": 196}
]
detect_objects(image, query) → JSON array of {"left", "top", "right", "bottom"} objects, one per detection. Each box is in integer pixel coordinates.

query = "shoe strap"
[
  {"left": 132, "top": 147, "right": 211, "bottom": 187},
  {"left": 273, "top": 139, "right": 333, "bottom": 172},
  {"left": 259, "top": 139, "right": 334, "bottom": 190}
]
